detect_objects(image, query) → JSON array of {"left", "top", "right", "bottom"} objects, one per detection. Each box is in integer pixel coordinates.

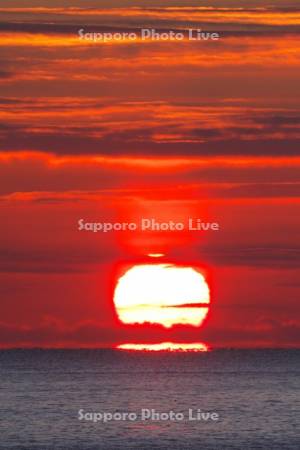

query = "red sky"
[{"left": 0, "top": 1, "right": 299, "bottom": 348}]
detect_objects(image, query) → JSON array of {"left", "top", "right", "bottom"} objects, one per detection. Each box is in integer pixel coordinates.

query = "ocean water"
[{"left": 0, "top": 349, "right": 299, "bottom": 450}]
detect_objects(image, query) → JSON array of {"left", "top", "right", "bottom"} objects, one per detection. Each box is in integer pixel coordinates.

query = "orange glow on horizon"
[{"left": 117, "top": 342, "right": 209, "bottom": 352}]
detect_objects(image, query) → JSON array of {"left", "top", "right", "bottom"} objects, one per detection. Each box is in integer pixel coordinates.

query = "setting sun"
[
  {"left": 113, "top": 264, "right": 210, "bottom": 328},
  {"left": 117, "top": 342, "right": 209, "bottom": 352}
]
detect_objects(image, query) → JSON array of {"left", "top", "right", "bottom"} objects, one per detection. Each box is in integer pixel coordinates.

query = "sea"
[{"left": 0, "top": 349, "right": 299, "bottom": 449}]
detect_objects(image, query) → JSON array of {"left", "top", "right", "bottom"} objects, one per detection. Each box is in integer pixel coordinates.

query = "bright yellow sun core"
[{"left": 113, "top": 264, "right": 210, "bottom": 328}]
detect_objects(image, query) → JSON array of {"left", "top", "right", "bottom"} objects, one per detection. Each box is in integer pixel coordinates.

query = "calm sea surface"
[{"left": 0, "top": 349, "right": 299, "bottom": 449}]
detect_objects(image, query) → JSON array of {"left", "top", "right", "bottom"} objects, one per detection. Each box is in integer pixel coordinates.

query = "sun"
[
  {"left": 113, "top": 264, "right": 210, "bottom": 328},
  {"left": 117, "top": 342, "right": 209, "bottom": 352}
]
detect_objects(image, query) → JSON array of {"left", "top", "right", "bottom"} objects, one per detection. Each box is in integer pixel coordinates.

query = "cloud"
[
  {"left": 199, "top": 246, "right": 300, "bottom": 269},
  {"left": 0, "top": 317, "right": 299, "bottom": 348},
  {"left": 1, "top": 4, "right": 300, "bottom": 32},
  {"left": 201, "top": 319, "right": 300, "bottom": 347},
  {"left": 0, "top": 99, "right": 299, "bottom": 156},
  {"left": 0, "top": 152, "right": 300, "bottom": 198}
]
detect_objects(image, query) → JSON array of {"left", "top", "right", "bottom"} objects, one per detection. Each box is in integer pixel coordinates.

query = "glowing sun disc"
[
  {"left": 114, "top": 264, "right": 210, "bottom": 328},
  {"left": 117, "top": 342, "right": 208, "bottom": 352}
]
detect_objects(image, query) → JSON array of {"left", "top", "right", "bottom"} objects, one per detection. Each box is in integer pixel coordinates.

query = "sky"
[{"left": 0, "top": 1, "right": 299, "bottom": 348}]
